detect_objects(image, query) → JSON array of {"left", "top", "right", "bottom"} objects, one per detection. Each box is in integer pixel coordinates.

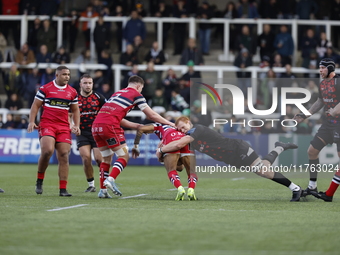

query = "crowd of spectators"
[{"left": 1, "top": 0, "right": 340, "bottom": 134}]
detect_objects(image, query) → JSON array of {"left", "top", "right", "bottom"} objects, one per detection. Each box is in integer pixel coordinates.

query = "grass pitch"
[{"left": 0, "top": 164, "right": 338, "bottom": 255}]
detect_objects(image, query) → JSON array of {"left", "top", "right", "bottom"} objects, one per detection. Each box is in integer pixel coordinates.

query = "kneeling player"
[{"left": 132, "top": 123, "right": 197, "bottom": 200}]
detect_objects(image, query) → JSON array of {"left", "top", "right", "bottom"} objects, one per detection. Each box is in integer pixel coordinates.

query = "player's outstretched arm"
[
  {"left": 293, "top": 98, "right": 323, "bottom": 123},
  {"left": 132, "top": 124, "right": 154, "bottom": 159},
  {"left": 27, "top": 98, "right": 43, "bottom": 133},
  {"left": 156, "top": 135, "right": 194, "bottom": 159},
  {"left": 120, "top": 119, "right": 142, "bottom": 129},
  {"left": 142, "top": 106, "right": 176, "bottom": 127}
]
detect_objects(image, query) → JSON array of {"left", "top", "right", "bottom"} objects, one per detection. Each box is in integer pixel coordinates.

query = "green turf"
[{"left": 0, "top": 164, "right": 338, "bottom": 255}]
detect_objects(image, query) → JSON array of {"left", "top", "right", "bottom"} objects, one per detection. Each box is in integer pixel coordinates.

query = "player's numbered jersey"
[
  {"left": 35, "top": 80, "right": 78, "bottom": 126},
  {"left": 94, "top": 87, "right": 147, "bottom": 124},
  {"left": 78, "top": 92, "right": 106, "bottom": 132},
  {"left": 152, "top": 123, "right": 177, "bottom": 140}
]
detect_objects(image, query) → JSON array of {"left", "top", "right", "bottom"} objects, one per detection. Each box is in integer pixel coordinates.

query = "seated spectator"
[
  {"left": 142, "top": 61, "right": 162, "bottom": 103},
  {"left": 178, "top": 60, "right": 201, "bottom": 103},
  {"left": 171, "top": 89, "right": 189, "bottom": 112},
  {"left": 300, "top": 28, "right": 318, "bottom": 68},
  {"left": 96, "top": 81, "right": 113, "bottom": 99},
  {"left": 23, "top": 68, "right": 41, "bottom": 107},
  {"left": 16, "top": 115, "right": 29, "bottom": 129},
  {"left": 75, "top": 48, "right": 95, "bottom": 77},
  {"left": 162, "top": 68, "right": 179, "bottom": 105},
  {"left": 0, "top": 31, "right": 8, "bottom": 59},
  {"left": 135, "top": 1, "right": 147, "bottom": 17},
  {"left": 233, "top": 48, "right": 253, "bottom": 95},
  {"left": 150, "top": 89, "right": 168, "bottom": 110},
  {"left": 133, "top": 35, "right": 148, "bottom": 64},
  {"left": 272, "top": 53, "right": 284, "bottom": 68},
  {"left": 36, "top": 44, "right": 52, "bottom": 64},
  {"left": 120, "top": 44, "right": 137, "bottom": 66},
  {"left": 4, "top": 64, "right": 23, "bottom": 98},
  {"left": 121, "top": 64, "right": 142, "bottom": 89},
  {"left": 323, "top": 47, "right": 340, "bottom": 67},
  {"left": 296, "top": 0, "right": 318, "bottom": 20},
  {"left": 40, "top": 67, "right": 55, "bottom": 85},
  {"left": 144, "top": 41, "right": 166, "bottom": 65},
  {"left": 5, "top": 93, "right": 23, "bottom": 110},
  {"left": 27, "top": 17, "right": 41, "bottom": 54},
  {"left": 259, "top": 68, "right": 277, "bottom": 109},
  {"left": 180, "top": 38, "right": 204, "bottom": 65},
  {"left": 15, "top": 43, "right": 35, "bottom": 65},
  {"left": 93, "top": 70, "right": 106, "bottom": 92},
  {"left": 123, "top": 10, "right": 146, "bottom": 45},
  {"left": 257, "top": 24, "right": 275, "bottom": 61},
  {"left": 304, "top": 51, "right": 319, "bottom": 79},
  {"left": 98, "top": 49, "right": 113, "bottom": 84},
  {"left": 52, "top": 46, "right": 70, "bottom": 65},
  {"left": 37, "top": 19, "right": 56, "bottom": 53},
  {"left": 2, "top": 114, "right": 16, "bottom": 130},
  {"left": 0, "top": 115, "right": 3, "bottom": 129},
  {"left": 93, "top": 15, "right": 111, "bottom": 59},
  {"left": 316, "top": 32, "right": 332, "bottom": 59}
]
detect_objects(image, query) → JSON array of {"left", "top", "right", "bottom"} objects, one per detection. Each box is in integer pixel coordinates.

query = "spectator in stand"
[
  {"left": 81, "top": 4, "right": 99, "bottom": 48},
  {"left": 39, "top": 0, "right": 60, "bottom": 15},
  {"left": 2, "top": 114, "right": 16, "bottom": 129},
  {"left": 19, "top": 0, "right": 40, "bottom": 15},
  {"left": 154, "top": 1, "right": 172, "bottom": 50},
  {"left": 221, "top": 2, "right": 238, "bottom": 52},
  {"left": 98, "top": 49, "right": 113, "bottom": 84},
  {"left": 112, "top": 5, "right": 124, "bottom": 53},
  {"left": 323, "top": 47, "right": 340, "bottom": 67},
  {"left": 27, "top": 17, "right": 41, "bottom": 54},
  {"left": 4, "top": 64, "right": 23, "bottom": 98},
  {"left": 162, "top": 68, "right": 179, "bottom": 106},
  {"left": 93, "top": 15, "right": 111, "bottom": 59},
  {"left": 258, "top": 24, "right": 275, "bottom": 61},
  {"left": 67, "top": 9, "right": 80, "bottom": 53},
  {"left": 172, "top": 0, "right": 188, "bottom": 55},
  {"left": 185, "top": 0, "right": 199, "bottom": 15},
  {"left": 330, "top": 0, "right": 340, "bottom": 49},
  {"left": 180, "top": 38, "right": 204, "bottom": 66},
  {"left": 96, "top": 81, "right": 113, "bottom": 99},
  {"left": 277, "top": 0, "right": 296, "bottom": 19},
  {"left": 135, "top": 1, "right": 147, "bottom": 17},
  {"left": 259, "top": 68, "right": 277, "bottom": 109},
  {"left": 36, "top": 44, "right": 52, "bottom": 76},
  {"left": 303, "top": 51, "right": 319, "bottom": 79},
  {"left": 17, "top": 115, "right": 29, "bottom": 129},
  {"left": 300, "top": 28, "right": 318, "bottom": 68},
  {"left": 233, "top": 48, "right": 253, "bottom": 96},
  {"left": 144, "top": 41, "right": 166, "bottom": 65},
  {"left": 235, "top": 25, "right": 257, "bottom": 57},
  {"left": 280, "top": 64, "right": 297, "bottom": 80},
  {"left": 75, "top": 48, "right": 95, "bottom": 77},
  {"left": 196, "top": 1, "right": 214, "bottom": 56},
  {"left": 15, "top": 43, "right": 36, "bottom": 65},
  {"left": 1, "top": 0, "right": 21, "bottom": 50},
  {"left": 142, "top": 62, "right": 162, "bottom": 103},
  {"left": 40, "top": 67, "right": 55, "bottom": 85},
  {"left": 92, "top": 0, "right": 103, "bottom": 14},
  {"left": 274, "top": 25, "right": 294, "bottom": 65},
  {"left": 171, "top": 89, "right": 189, "bottom": 112},
  {"left": 37, "top": 19, "right": 56, "bottom": 54},
  {"left": 296, "top": 0, "right": 318, "bottom": 20},
  {"left": 133, "top": 35, "right": 148, "bottom": 64},
  {"left": 23, "top": 68, "right": 41, "bottom": 107},
  {"left": 121, "top": 64, "right": 142, "bottom": 89},
  {"left": 92, "top": 70, "right": 105, "bottom": 92},
  {"left": 120, "top": 44, "right": 138, "bottom": 67},
  {"left": 272, "top": 53, "right": 284, "bottom": 68},
  {"left": 52, "top": 46, "right": 70, "bottom": 65},
  {"left": 150, "top": 89, "right": 168, "bottom": 111},
  {"left": 178, "top": 60, "right": 201, "bottom": 103},
  {"left": 316, "top": 32, "right": 332, "bottom": 59},
  {"left": 259, "top": 0, "right": 279, "bottom": 19},
  {"left": 5, "top": 93, "right": 23, "bottom": 110},
  {"left": 123, "top": 10, "right": 146, "bottom": 45},
  {"left": 0, "top": 31, "right": 7, "bottom": 58},
  {"left": 237, "top": 0, "right": 259, "bottom": 19}
]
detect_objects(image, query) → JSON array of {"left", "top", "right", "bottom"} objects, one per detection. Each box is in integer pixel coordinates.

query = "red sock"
[
  {"left": 59, "top": 180, "right": 67, "bottom": 189},
  {"left": 168, "top": 170, "right": 182, "bottom": 188},
  {"left": 326, "top": 173, "right": 340, "bottom": 196},
  {"left": 109, "top": 158, "right": 127, "bottom": 179},
  {"left": 37, "top": 172, "right": 45, "bottom": 180},
  {"left": 188, "top": 173, "right": 198, "bottom": 189},
  {"left": 99, "top": 162, "right": 110, "bottom": 189}
]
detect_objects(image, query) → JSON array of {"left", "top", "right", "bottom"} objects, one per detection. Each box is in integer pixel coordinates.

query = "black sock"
[
  {"left": 87, "top": 177, "right": 94, "bottom": 182},
  {"left": 263, "top": 151, "right": 279, "bottom": 165},
  {"left": 309, "top": 159, "right": 319, "bottom": 182},
  {"left": 271, "top": 172, "right": 292, "bottom": 188}
]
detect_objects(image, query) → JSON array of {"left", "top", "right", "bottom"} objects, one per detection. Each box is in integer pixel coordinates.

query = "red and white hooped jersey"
[{"left": 35, "top": 80, "right": 78, "bottom": 127}]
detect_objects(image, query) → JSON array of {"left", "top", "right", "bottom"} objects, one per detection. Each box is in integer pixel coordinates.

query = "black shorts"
[
  {"left": 223, "top": 139, "right": 259, "bottom": 168},
  {"left": 76, "top": 131, "right": 97, "bottom": 149},
  {"left": 311, "top": 121, "right": 340, "bottom": 151}
]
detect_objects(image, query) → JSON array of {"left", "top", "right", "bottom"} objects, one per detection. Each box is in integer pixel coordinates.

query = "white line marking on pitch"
[
  {"left": 47, "top": 204, "right": 88, "bottom": 211},
  {"left": 231, "top": 177, "right": 246, "bottom": 181},
  {"left": 119, "top": 194, "right": 148, "bottom": 199}
]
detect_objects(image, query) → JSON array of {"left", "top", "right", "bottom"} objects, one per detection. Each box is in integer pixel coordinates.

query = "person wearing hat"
[{"left": 294, "top": 58, "right": 340, "bottom": 201}]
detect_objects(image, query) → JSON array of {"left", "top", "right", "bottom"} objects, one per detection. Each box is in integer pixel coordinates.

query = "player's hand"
[
  {"left": 326, "top": 108, "right": 337, "bottom": 117},
  {"left": 27, "top": 122, "right": 38, "bottom": 133},
  {"left": 169, "top": 122, "right": 176, "bottom": 128},
  {"left": 71, "top": 125, "right": 81, "bottom": 136},
  {"left": 293, "top": 113, "right": 306, "bottom": 123},
  {"left": 132, "top": 147, "right": 140, "bottom": 158}
]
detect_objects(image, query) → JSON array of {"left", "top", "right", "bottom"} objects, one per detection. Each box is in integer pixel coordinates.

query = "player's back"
[
  {"left": 94, "top": 87, "right": 147, "bottom": 125},
  {"left": 153, "top": 123, "right": 177, "bottom": 140}
]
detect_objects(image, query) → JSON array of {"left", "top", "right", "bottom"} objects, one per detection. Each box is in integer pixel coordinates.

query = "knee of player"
[
  {"left": 307, "top": 145, "right": 320, "bottom": 158},
  {"left": 41, "top": 149, "right": 54, "bottom": 159}
]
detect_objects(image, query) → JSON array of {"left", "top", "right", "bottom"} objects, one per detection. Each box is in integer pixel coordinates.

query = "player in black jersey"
[
  {"left": 76, "top": 74, "right": 107, "bottom": 196},
  {"left": 156, "top": 116, "right": 303, "bottom": 202},
  {"left": 295, "top": 58, "right": 340, "bottom": 201}
]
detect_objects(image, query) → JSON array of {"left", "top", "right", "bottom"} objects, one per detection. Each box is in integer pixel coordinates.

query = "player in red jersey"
[
  {"left": 92, "top": 75, "right": 175, "bottom": 197},
  {"left": 27, "top": 66, "right": 80, "bottom": 197},
  {"left": 76, "top": 74, "right": 107, "bottom": 194},
  {"left": 132, "top": 123, "right": 197, "bottom": 200}
]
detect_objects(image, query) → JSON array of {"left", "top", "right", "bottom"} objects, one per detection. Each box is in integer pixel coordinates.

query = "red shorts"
[
  {"left": 39, "top": 124, "right": 72, "bottom": 144},
  {"left": 162, "top": 130, "right": 194, "bottom": 157},
  {"left": 92, "top": 123, "right": 126, "bottom": 148}
]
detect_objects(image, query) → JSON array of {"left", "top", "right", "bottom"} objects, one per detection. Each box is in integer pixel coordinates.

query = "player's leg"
[
  {"left": 164, "top": 153, "right": 185, "bottom": 200},
  {"left": 96, "top": 145, "right": 112, "bottom": 198},
  {"left": 79, "top": 144, "right": 96, "bottom": 192},
  {"left": 181, "top": 155, "right": 198, "bottom": 200},
  {"left": 55, "top": 142, "right": 72, "bottom": 196},
  {"left": 35, "top": 135, "right": 56, "bottom": 195}
]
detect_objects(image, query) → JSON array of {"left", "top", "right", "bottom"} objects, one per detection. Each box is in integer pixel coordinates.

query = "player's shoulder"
[
  {"left": 93, "top": 92, "right": 106, "bottom": 100},
  {"left": 40, "top": 81, "right": 54, "bottom": 90}
]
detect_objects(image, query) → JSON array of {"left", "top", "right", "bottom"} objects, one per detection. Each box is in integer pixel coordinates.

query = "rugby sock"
[
  {"left": 188, "top": 173, "right": 198, "bottom": 189},
  {"left": 325, "top": 174, "right": 340, "bottom": 197},
  {"left": 109, "top": 158, "right": 127, "bottom": 179},
  {"left": 271, "top": 172, "right": 293, "bottom": 188},
  {"left": 37, "top": 172, "right": 45, "bottom": 182},
  {"left": 308, "top": 159, "right": 319, "bottom": 188},
  {"left": 59, "top": 180, "right": 67, "bottom": 189},
  {"left": 168, "top": 170, "right": 182, "bottom": 188},
  {"left": 99, "top": 162, "right": 110, "bottom": 189},
  {"left": 87, "top": 178, "right": 94, "bottom": 187},
  {"left": 263, "top": 151, "right": 279, "bottom": 165}
]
